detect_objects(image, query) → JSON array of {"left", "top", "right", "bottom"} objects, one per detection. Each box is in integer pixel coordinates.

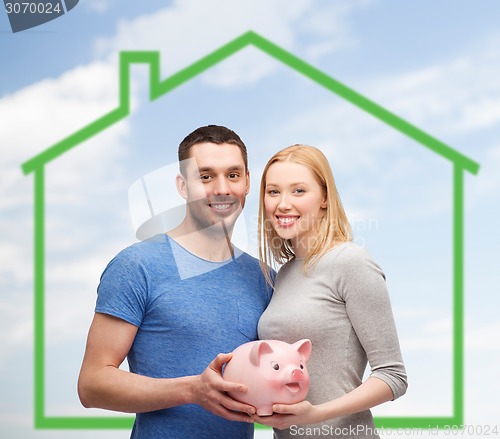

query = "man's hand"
[{"left": 191, "top": 353, "right": 256, "bottom": 423}]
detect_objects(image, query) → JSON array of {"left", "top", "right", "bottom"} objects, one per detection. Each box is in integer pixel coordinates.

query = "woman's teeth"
[{"left": 277, "top": 216, "right": 299, "bottom": 226}]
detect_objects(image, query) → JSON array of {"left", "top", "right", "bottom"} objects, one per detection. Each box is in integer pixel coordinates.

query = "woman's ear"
[{"left": 320, "top": 189, "right": 328, "bottom": 209}]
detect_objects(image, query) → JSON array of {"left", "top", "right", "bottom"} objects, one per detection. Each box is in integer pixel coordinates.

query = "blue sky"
[{"left": 1, "top": 1, "right": 500, "bottom": 438}]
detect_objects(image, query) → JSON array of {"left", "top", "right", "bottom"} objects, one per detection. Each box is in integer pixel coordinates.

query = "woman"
[{"left": 255, "top": 145, "right": 407, "bottom": 438}]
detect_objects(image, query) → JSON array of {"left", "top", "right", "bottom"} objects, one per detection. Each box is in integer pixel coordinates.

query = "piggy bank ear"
[
  {"left": 249, "top": 341, "right": 274, "bottom": 366},
  {"left": 293, "top": 339, "right": 312, "bottom": 362}
]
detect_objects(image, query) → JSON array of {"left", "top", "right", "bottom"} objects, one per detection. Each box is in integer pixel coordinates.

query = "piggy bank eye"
[
  {"left": 271, "top": 362, "right": 280, "bottom": 370},
  {"left": 300, "top": 364, "right": 304, "bottom": 369}
]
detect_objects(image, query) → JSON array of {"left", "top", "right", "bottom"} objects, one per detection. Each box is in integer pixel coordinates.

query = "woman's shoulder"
[
  {"left": 320, "top": 241, "right": 385, "bottom": 284},
  {"left": 322, "top": 241, "right": 371, "bottom": 265}
]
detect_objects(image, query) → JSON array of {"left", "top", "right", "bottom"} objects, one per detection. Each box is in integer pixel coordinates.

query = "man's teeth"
[{"left": 211, "top": 204, "right": 231, "bottom": 210}]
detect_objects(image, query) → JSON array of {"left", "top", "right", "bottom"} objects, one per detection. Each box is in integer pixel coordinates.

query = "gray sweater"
[{"left": 258, "top": 243, "right": 407, "bottom": 439}]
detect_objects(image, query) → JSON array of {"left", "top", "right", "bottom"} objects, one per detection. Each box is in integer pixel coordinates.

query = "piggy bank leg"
[{"left": 256, "top": 406, "right": 274, "bottom": 416}]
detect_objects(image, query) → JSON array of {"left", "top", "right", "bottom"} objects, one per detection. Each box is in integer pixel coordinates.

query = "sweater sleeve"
[{"left": 335, "top": 244, "right": 408, "bottom": 400}]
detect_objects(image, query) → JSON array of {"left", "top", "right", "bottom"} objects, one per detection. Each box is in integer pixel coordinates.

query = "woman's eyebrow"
[{"left": 266, "top": 181, "right": 308, "bottom": 186}]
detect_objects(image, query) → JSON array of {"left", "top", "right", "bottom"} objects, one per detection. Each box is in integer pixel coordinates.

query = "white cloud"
[
  {"left": 0, "top": 300, "right": 32, "bottom": 346},
  {"left": 262, "top": 99, "right": 402, "bottom": 174},
  {"left": 0, "top": 61, "right": 119, "bottom": 162},
  {"left": 466, "top": 142, "right": 500, "bottom": 201},
  {"left": 394, "top": 311, "right": 500, "bottom": 355},
  {"left": 201, "top": 46, "right": 278, "bottom": 88},
  {"left": 365, "top": 37, "right": 500, "bottom": 139},
  {"left": 84, "top": 0, "right": 112, "bottom": 14},
  {"left": 402, "top": 320, "right": 453, "bottom": 353},
  {"left": 94, "top": 0, "right": 300, "bottom": 74},
  {"left": 0, "top": 57, "right": 137, "bottom": 368},
  {"left": 93, "top": 0, "right": 364, "bottom": 87},
  {"left": 354, "top": 33, "right": 500, "bottom": 206},
  {"left": 300, "top": 0, "right": 369, "bottom": 58},
  {"left": 0, "top": 242, "right": 32, "bottom": 285},
  {"left": 0, "top": 60, "right": 126, "bottom": 214},
  {"left": 466, "top": 321, "right": 500, "bottom": 352}
]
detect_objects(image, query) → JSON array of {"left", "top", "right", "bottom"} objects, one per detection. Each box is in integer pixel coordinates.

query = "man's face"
[{"left": 178, "top": 142, "right": 250, "bottom": 233}]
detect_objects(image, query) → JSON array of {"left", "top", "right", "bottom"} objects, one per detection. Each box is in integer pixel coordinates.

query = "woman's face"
[{"left": 264, "top": 160, "right": 327, "bottom": 257}]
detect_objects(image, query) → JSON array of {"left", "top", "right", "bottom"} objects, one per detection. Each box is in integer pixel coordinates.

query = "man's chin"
[{"left": 210, "top": 211, "right": 241, "bottom": 232}]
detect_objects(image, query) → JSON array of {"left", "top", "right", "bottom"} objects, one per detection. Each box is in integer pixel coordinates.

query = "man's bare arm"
[{"left": 77, "top": 313, "right": 255, "bottom": 422}]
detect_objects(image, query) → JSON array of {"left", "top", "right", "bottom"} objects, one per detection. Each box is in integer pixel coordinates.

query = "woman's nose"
[{"left": 277, "top": 194, "right": 291, "bottom": 211}]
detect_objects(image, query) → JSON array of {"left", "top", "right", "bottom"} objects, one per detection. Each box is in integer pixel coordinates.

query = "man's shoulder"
[
  {"left": 234, "top": 247, "right": 257, "bottom": 261},
  {"left": 233, "top": 248, "right": 262, "bottom": 271},
  {"left": 112, "top": 234, "right": 170, "bottom": 265}
]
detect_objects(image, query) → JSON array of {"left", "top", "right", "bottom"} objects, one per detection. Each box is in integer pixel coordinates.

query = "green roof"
[{"left": 21, "top": 30, "right": 480, "bottom": 176}]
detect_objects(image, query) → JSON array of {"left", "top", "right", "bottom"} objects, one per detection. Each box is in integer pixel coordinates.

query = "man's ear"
[
  {"left": 176, "top": 173, "right": 188, "bottom": 200},
  {"left": 245, "top": 170, "right": 250, "bottom": 195}
]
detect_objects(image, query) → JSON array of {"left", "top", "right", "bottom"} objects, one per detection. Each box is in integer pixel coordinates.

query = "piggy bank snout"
[
  {"left": 284, "top": 368, "right": 309, "bottom": 394},
  {"left": 290, "top": 368, "right": 306, "bottom": 381}
]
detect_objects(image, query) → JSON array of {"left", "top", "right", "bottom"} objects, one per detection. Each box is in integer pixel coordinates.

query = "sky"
[{"left": 1, "top": 1, "right": 500, "bottom": 438}]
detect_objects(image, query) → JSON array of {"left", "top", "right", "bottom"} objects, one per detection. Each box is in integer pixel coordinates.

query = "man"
[{"left": 78, "top": 125, "right": 271, "bottom": 438}]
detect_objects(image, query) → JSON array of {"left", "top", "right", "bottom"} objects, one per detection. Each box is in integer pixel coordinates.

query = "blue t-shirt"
[{"left": 95, "top": 234, "right": 271, "bottom": 439}]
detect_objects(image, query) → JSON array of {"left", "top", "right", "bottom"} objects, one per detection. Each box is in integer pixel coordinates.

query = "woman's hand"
[
  {"left": 253, "top": 377, "right": 395, "bottom": 430},
  {"left": 251, "top": 400, "right": 325, "bottom": 430}
]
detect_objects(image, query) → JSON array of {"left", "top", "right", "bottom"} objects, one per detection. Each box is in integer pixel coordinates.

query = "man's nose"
[{"left": 213, "top": 176, "right": 230, "bottom": 195}]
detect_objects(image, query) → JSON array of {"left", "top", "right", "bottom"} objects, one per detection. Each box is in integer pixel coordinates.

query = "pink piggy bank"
[{"left": 223, "top": 339, "right": 312, "bottom": 416}]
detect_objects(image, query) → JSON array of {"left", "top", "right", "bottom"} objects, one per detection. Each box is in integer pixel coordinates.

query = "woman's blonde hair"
[{"left": 258, "top": 145, "right": 352, "bottom": 285}]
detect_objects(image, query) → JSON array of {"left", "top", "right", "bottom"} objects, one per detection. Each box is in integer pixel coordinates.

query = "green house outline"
[{"left": 21, "top": 30, "right": 479, "bottom": 430}]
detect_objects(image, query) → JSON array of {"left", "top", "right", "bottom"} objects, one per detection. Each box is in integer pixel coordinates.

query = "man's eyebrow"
[
  {"left": 196, "top": 166, "right": 213, "bottom": 173},
  {"left": 227, "top": 165, "right": 245, "bottom": 171},
  {"left": 197, "top": 165, "right": 245, "bottom": 172}
]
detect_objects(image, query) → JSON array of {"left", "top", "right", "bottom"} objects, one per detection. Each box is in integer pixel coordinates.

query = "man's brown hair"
[{"left": 178, "top": 125, "right": 248, "bottom": 175}]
